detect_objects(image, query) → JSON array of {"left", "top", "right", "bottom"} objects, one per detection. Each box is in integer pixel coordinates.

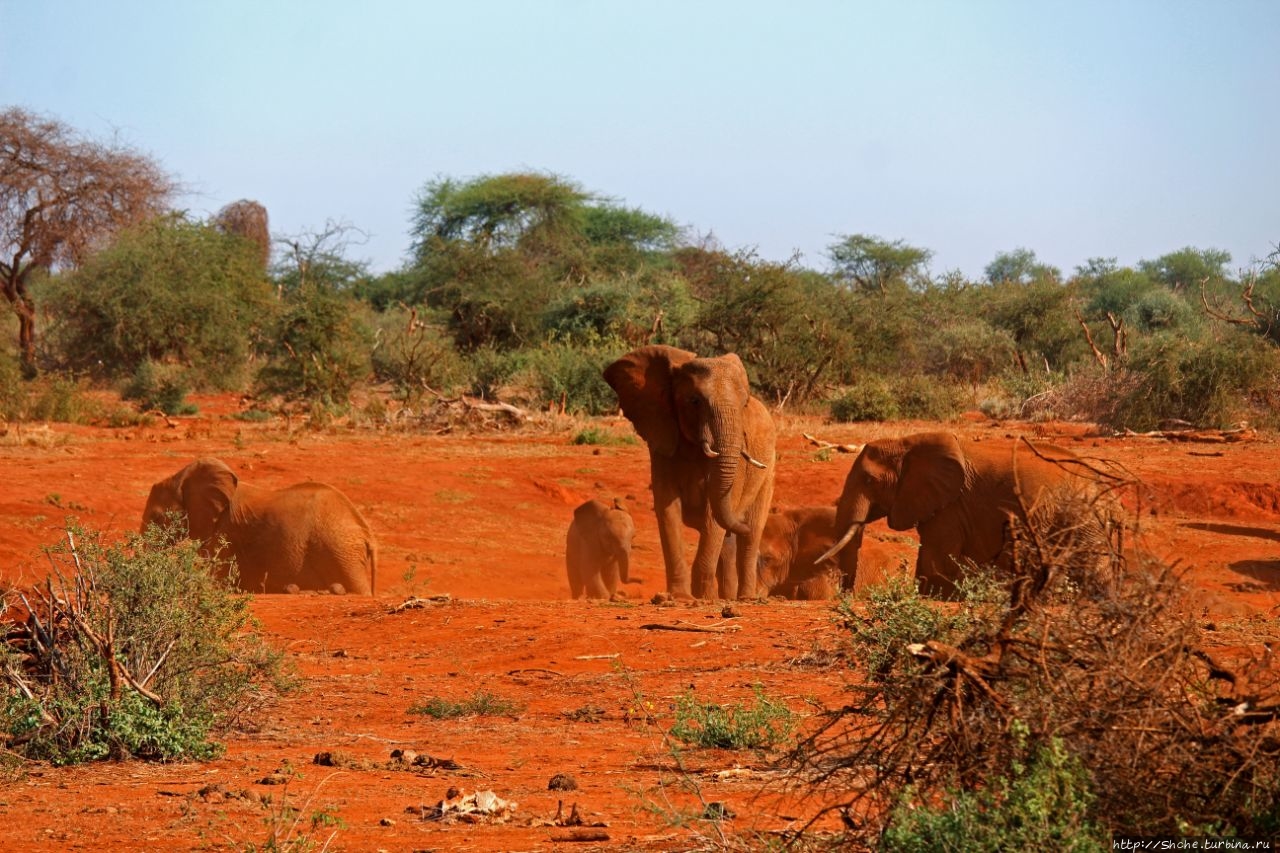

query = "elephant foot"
[
  {"left": 284, "top": 583, "right": 301, "bottom": 595},
  {"left": 329, "top": 582, "right": 347, "bottom": 595}
]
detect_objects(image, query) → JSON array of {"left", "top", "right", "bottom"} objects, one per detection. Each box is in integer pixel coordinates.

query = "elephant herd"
[{"left": 138, "top": 344, "right": 1114, "bottom": 603}]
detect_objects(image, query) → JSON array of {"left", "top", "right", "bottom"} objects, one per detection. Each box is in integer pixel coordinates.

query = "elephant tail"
[{"left": 367, "top": 539, "right": 378, "bottom": 596}]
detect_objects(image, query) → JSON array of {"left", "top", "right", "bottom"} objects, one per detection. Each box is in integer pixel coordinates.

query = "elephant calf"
[
  {"left": 141, "top": 457, "right": 377, "bottom": 595},
  {"left": 566, "top": 498, "right": 635, "bottom": 600},
  {"left": 756, "top": 506, "right": 843, "bottom": 600}
]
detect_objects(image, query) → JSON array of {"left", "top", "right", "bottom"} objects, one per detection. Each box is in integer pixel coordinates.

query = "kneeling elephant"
[{"left": 141, "top": 457, "right": 377, "bottom": 595}]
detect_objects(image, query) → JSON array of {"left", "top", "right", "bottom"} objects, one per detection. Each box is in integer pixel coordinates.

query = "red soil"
[{"left": 1, "top": 398, "right": 1277, "bottom": 851}]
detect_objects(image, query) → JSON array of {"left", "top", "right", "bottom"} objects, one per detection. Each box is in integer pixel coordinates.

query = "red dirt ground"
[{"left": 1, "top": 396, "right": 1278, "bottom": 851}]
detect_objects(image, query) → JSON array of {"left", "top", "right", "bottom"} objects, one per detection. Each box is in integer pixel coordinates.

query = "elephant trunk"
[
  {"left": 820, "top": 494, "right": 873, "bottom": 590},
  {"left": 708, "top": 410, "right": 750, "bottom": 537}
]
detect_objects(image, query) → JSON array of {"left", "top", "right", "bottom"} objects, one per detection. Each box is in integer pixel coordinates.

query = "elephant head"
[
  {"left": 819, "top": 432, "right": 966, "bottom": 589},
  {"left": 141, "top": 457, "right": 239, "bottom": 542},
  {"left": 757, "top": 506, "right": 842, "bottom": 599},
  {"left": 604, "top": 345, "right": 760, "bottom": 536}
]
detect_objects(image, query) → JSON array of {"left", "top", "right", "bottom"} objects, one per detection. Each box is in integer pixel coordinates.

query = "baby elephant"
[
  {"left": 141, "top": 457, "right": 377, "bottom": 595},
  {"left": 566, "top": 498, "right": 635, "bottom": 600},
  {"left": 757, "top": 506, "right": 843, "bottom": 600}
]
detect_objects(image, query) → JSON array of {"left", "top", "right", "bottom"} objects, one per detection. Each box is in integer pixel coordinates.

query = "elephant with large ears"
[
  {"left": 604, "top": 345, "right": 776, "bottom": 600},
  {"left": 565, "top": 498, "right": 636, "bottom": 600},
  {"left": 818, "top": 432, "right": 1094, "bottom": 598},
  {"left": 141, "top": 457, "right": 377, "bottom": 595}
]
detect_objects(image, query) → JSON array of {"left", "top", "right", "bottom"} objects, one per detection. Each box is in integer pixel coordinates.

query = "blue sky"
[{"left": 3, "top": 1, "right": 1277, "bottom": 278}]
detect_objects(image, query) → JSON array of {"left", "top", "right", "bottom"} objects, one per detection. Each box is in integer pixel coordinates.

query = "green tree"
[
  {"left": 407, "top": 172, "right": 679, "bottom": 352},
  {"left": 677, "top": 247, "right": 852, "bottom": 404},
  {"left": 827, "top": 233, "right": 933, "bottom": 294},
  {"left": 1139, "top": 246, "right": 1231, "bottom": 292},
  {"left": 985, "top": 247, "right": 1061, "bottom": 285},
  {"left": 44, "top": 213, "right": 272, "bottom": 387},
  {"left": 257, "top": 223, "right": 374, "bottom": 403}
]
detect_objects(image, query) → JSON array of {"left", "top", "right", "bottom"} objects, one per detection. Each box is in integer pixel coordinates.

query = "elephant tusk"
[
  {"left": 701, "top": 441, "right": 721, "bottom": 458},
  {"left": 742, "top": 450, "right": 768, "bottom": 470},
  {"left": 815, "top": 521, "right": 865, "bottom": 565}
]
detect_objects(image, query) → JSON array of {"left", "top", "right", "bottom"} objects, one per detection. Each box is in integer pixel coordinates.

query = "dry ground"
[{"left": 1, "top": 395, "right": 1278, "bottom": 851}]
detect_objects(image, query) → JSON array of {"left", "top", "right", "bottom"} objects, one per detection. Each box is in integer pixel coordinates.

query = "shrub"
[
  {"left": 513, "top": 340, "right": 625, "bottom": 415},
  {"left": 1106, "top": 329, "right": 1280, "bottom": 430},
  {"left": 881, "top": 737, "right": 1103, "bottom": 852},
  {"left": 829, "top": 378, "right": 899, "bottom": 422},
  {"left": 122, "top": 360, "right": 197, "bottom": 415},
  {"left": 42, "top": 212, "right": 271, "bottom": 387},
  {"left": 255, "top": 287, "right": 372, "bottom": 404},
  {"left": 25, "top": 372, "right": 94, "bottom": 423},
  {"left": 409, "top": 691, "right": 524, "bottom": 719},
  {"left": 1, "top": 522, "right": 286, "bottom": 763},
  {"left": 369, "top": 305, "right": 468, "bottom": 403},
  {"left": 669, "top": 684, "right": 797, "bottom": 750},
  {"left": 794, "top": 488, "right": 1280, "bottom": 840}
]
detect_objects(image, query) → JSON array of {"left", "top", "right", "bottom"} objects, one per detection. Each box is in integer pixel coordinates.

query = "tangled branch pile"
[
  {"left": 796, "top": 483, "right": 1280, "bottom": 843},
  {"left": 2, "top": 524, "right": 285, "bottom": 764}
]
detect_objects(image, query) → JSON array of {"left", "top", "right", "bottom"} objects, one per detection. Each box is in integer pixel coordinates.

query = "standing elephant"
[
  {"left": 757, "top": 506, "right": 842, "bottom": 600},
  {"left": 565, "top": 498, "right": 635, "bottom": 600},
  {"left": 819, "top": 432, "right": 1094, "bottom": 598},
  {"left": 141, "top": 457, "right": 377, "bottom": 595},
  {"left": 604, "top": 345, "right": 776, "bottom": 600}
]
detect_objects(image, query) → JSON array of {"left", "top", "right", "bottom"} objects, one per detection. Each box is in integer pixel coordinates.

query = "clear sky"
[{"left": 3, "top": 1, "right": 1277, "bottom": 278}]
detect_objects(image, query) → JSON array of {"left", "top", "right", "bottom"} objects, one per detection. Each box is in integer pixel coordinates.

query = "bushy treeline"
[{"left": 5, "top": 171, "right": 1279, "bottom": 429}]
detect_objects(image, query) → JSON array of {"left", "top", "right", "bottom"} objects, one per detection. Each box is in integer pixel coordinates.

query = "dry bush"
[{"left": 792, "top": 481, "right": 1280, "bottom": 842}]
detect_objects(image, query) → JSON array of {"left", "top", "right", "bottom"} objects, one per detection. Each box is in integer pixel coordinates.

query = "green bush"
[
  {"left": 881, "top": 738, "right": 1103, "bottom": 852},
  {"left": 409, "top": 691, "right": 524, "bottom": 719},
  {"left": 255, "top": 286, "right": 372, "bottom": 404},
  {"left": 1, "top": 522, "right": 286, "bottom": 763},
  {"left": 26, "top": 373, "right": 94, "bottom": 423},
  {"left": 1106, "top": 329, "right": 1280, "bottom": 430},
  {"left": 41, "top": 213, "right": 272, "bottom": 387},
  {"left": 514, "top": 340, "right": 625, "bottom": 415},
  {"left": 122, "top": 360, "right": 197, "bottom": 415},
  {"left": 892, "top": 374, "right": 964, "bottom": 420},
  {"left": 830, "top": 378, "right": 899, "bottom": 422},
  {"left": 669, "top": 684, "right": 797, "bottom": 750}
]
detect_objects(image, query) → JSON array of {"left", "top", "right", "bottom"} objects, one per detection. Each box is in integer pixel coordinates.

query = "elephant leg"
[
  {"left": 916, "top": 520, "right": 966, "bottom": 599},
  {"left": 690, "top": 520, "right": 728, "bottom": 600},
  {"left": 585, "top": 568, "right": 610, "bottom": 600},
  {"left": 734, "top": 477, "right": 773, "bottom": 600},
  {"left": 717, "top": 533, "right": 738, "bottom": 600},
  {"left": 601, "top": 559, "right": 622, "bottom": 598},
  {"left": 654, "top": 491, "right": 692, "bottom": 597}
]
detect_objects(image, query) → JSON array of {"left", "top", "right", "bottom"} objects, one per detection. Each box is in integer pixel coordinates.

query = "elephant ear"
[
  {"left": 888, "top": 433, "right": 966, "bottom": 531},
  {"left": 179, "top": 458, "right": 238, "bottom": 541},
  {"left": 603, "top": 345, "right": 697, "bottom": 456}
]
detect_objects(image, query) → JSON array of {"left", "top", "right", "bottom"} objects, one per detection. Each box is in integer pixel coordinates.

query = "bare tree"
[
  {"left": 0, "top": 108, "right": 175, "bottom": 372},
  {"left": 214, "top": 199, "right": 271, "bottom": 272}
]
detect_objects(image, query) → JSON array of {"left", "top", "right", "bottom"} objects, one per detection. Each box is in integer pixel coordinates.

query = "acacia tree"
[
  {"left": 0, "top": 108, "right": 175, "bottom": 373},
  {"left": 827, "top": 233, "right": 933, "bottom": 294}
]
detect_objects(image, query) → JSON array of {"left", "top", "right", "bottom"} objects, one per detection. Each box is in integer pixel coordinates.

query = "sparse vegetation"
[
  {"left": 1, "top": 522, "right": 288, "bottom": 764},
  {"left": 795, "top": 487, "right": 1280, "bottom": 843},
  {"left": 669, "top": 684, "right": 797, "bottom": 751},
  {"left": 409, "top": 690, "right": 524, "bottom": 719}
]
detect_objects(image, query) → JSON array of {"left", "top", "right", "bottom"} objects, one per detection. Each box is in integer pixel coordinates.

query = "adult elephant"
[
  {"left": 566, "top": 498, "right": 635, "bottom": 600},
  {"left": 141, "top": 458, "right": 377, "bottom": 595},
  {"left": 757, "top": 506, "right": 842, "bottom": 600},
  {"left": 604, "top": 345, "right": 776, "bottom": 600},
  {"left": 818, "top": 432, "right": 1098, "bottom": 598}
]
